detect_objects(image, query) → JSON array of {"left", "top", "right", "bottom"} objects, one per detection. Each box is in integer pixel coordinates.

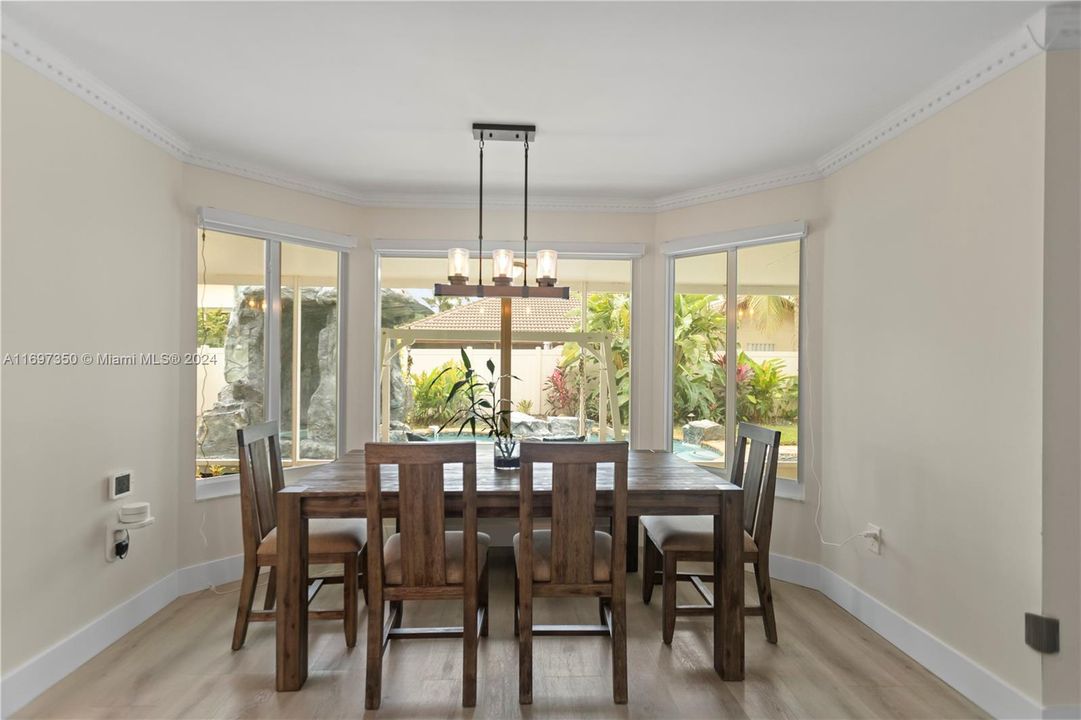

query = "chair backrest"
[
  {"left": 519, "top": 441, "right": 629, "bottom": 585},
  {"left": 364, "top": 442, "right": 477, "bottom": 588},
  {"left": 236, "top": 422, "right": 286, "bottom": 558},
  {"left": 729, "top": 423, "right": 782, "bottom": 553}
]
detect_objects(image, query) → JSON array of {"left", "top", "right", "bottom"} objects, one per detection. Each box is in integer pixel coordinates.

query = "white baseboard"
[
  {"left": 0, "top": 548, "right": 1058, "bottom": 719},
  {"left": 769, "top": 552, "right": 1046, "bottom": 720},
  {"left": 0, "top": 555, "right": 246, "bottom": 718},
  {"left": 175, "top": 553, "right": 244, "bottom": 596},
  {"left": 0, "top": 572, "right": 178, "bottom": 718}
]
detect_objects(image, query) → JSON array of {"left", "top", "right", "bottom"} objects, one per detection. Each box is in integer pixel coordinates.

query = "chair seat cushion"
[
  {"left": 512, "top": 530, "right": 613, "bottom": 582},
  {"left": 257, "top": 518, "right": 367, "bottom": 558},
  {"left": 641, "top": 515, "right": 757, "bottom": 555},
  {"left": 383, "top": 531, "right": 491, "bottom": 585}
]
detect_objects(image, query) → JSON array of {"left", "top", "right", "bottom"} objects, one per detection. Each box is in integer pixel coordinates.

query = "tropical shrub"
[
  {"left": 543, "top": 367, "right": 577, "bottom": 416},
  {"left": 197, "top": 308, "right": 229, "bottom": 347},
  {"left": 516, "top": 399, "right": 534, "bottom": 415},
  {"left": 409, "top": 361, "right": 468, "bottom": 427}
]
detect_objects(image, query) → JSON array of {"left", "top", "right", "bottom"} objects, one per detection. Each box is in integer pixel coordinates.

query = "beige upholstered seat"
[
  {"left": 512, "top": 530, "right": 613, "bottom": 582},
  {"left": 257, "top": 518, "right": 368, "bottom": 558},
  {"left": 640, "top": 516, "right": 758, "bottom": 556},
  {"left": 383, "top": 531, "right": 491, "bottom": 585}
]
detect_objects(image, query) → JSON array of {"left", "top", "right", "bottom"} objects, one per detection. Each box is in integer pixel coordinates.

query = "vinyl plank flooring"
[{"left": 16, "top": 550, "right": 987, "bottom": 720}]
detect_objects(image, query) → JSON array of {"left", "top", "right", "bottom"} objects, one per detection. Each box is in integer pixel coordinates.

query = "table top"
[{"left": 282, "top": 447, "right": 739, "bottom": 516}]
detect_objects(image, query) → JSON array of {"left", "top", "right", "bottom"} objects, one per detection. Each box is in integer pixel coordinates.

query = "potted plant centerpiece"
[{"left": 430, "top": 349, "right": 520, "bottom": 469}]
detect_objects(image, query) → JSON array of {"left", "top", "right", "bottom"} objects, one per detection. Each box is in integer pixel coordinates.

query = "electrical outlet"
[{"left": 865, "top": 523, "right": 882, "bottom": 554}]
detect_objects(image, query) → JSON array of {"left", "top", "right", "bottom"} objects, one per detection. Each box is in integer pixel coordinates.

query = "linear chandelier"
[{"left": 434, "top": 123, "right": 570, "bottom": 299}]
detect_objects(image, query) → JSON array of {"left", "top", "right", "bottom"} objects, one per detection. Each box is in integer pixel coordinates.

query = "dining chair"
[
  {"left": 363, "top": 442, "right": 490, "bottom": 709},
  {"left": 514, "top": 441, "right": 629, "bottom": 705},
  {"left": 232, "top": 422, "right": 366, "bottom": 651},
  {"left": 641, "top": 423, "right": 781, "bottom": 644}
]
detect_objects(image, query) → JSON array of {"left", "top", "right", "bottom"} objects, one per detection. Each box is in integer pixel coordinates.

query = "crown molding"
[
  {"left": 1, "top": 16, "right": 191, "bottom": 158},
  {"left": 1, "top": 9, "right": 1057, "bottom": 215},
  {"left": 653, "top": 164, "right": 822, "bottom": 212},
  {"left": 814, "top": 14, "right": 1043, "bottom": 176}
]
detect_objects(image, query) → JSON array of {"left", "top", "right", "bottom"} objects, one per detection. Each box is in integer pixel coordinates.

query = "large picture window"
[
  {"left": 196, "top": 226, "right": 344, "bottom": 479},
  {"left": 376, "top": 255, "right": 631, "bottom": 444},
  {"left": 670, "top": 230, "right": 801, "bottom": 483}
]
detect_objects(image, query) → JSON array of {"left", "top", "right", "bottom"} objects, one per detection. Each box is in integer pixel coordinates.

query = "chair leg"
[
  {"left": 480, "top": 558, "right": 490, "bottom": 637},
  {"left": 642, "top": 533, "right": 658, "bottom": 604},
  {"left": 231, "top": 557, "right": 259, "bottom": 651},
  {"left": 344, "top": 554, "right": 358, "bottom": 648},
  {"left": 518, "top": 576, "right": 533, "bottom": 704},
  {"left": 661, "top": 551, "right": 677, "bottom": 645},
  {"left": 263, "top": 567, "right": 277, "bottom": 611},
  {"left": 365, "top": 597, "right": 385, "bottom": 710},
  {"left": 463, "top": 569, "right": 478, "bottom": 708},
  {"left": 359, "top": 545, "right": 368, "bottom": 607},
  {"left": 599, "top": 598, "right": 607, "bottom": 626},
  {"left": 755, "top": 557, "right": 778, "bottom": 644},
  {"left": 611, "top": 592, "right": 628, "bottom": 704},
  {"left": 513, "top": 571, "right": 520, "bottom": 637}
]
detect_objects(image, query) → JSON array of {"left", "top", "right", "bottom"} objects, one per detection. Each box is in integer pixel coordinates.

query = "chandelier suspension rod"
[
  {"left": 478, "top": 137, "right": 484, "bottom": 286},
  {"left": 523, "top": 138, "right": 529, "bottom": 288}
]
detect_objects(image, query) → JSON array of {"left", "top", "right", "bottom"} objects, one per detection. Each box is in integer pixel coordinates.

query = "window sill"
[
  {"left": 775, "top": 477, "right": 805, "bottom": 501},
  {"left": 196, "top": 474, "right": 240, "bottom": 501}
]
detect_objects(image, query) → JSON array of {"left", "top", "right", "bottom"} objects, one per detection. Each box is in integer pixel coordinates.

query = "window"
[
  {"left": 669, "top": 227, "right": 802, "bottom": 484},
  {"left": 376, "top": 255, "right": 631, "bottom": 444},
  {"left": 196, "top": 223, "right": 345, "bottom": 480}
]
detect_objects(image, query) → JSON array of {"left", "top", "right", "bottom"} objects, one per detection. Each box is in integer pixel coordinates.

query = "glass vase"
[{"left": 493, "top": 436, "right": 520, "bottom": 470}]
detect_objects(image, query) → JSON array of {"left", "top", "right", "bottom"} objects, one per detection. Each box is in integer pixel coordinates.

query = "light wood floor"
[{"left": 17, "top": 551, "right": 986, "bottom": 719}]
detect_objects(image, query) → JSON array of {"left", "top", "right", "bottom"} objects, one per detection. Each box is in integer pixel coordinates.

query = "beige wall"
[
  {"left": 1, "top": 59, "right": 184, "bottom": 671},
  {"left": 1041, "top": 48, "right": 1080, "bottom": 711},
  {"left": 819, "top": 55, "right": 1047, "bottom": 701}
]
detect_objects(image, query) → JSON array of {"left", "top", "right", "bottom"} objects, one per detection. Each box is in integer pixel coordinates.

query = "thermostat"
[{"left": 108, "top": 471, "right": 133, "bottom": 500}]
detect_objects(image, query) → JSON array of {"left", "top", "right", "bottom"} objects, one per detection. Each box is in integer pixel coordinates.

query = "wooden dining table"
[{"left": 274, "top": 446, "right": 745, "bottom": 691}]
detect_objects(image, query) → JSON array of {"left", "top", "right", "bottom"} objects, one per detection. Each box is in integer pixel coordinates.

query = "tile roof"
[{"left": 404, "top": 297, "right": 580, "bottom": 333}]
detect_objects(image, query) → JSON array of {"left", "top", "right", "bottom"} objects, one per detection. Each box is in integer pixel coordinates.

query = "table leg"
[
  {"left": 714, "top": 491, "right": 744, "bottom": 680},
  {"left": 276, "top": 491, "right": 309, "bottom": 691},
  {"left": 626, "top": 516, "right": 639, "bottom": 573}
]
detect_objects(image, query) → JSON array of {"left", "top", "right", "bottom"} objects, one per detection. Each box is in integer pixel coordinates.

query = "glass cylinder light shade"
[
  {"left": 492, "top": 249, "right": 514, "bottom": 285},
  {"left": 447, "top": 248, "right": 470, "bottom": 284},
  {"left": 536, "top": 249, "right": 558, "bottom": 286}
]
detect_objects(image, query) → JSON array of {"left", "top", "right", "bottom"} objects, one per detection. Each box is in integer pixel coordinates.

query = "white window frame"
[
  {"left": 371, "top": 239, "right": 647, "bottom": 448},
  {"left": 662, "top": 221, "right": 806, "bottom": 500},
  {"left": 195, "top": 208, "right": 355, "bottom": 501}
]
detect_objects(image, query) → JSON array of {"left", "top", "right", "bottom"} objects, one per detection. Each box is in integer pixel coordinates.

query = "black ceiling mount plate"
[{"left": 472, "top": 123, "right": 536, "bottom": 142}]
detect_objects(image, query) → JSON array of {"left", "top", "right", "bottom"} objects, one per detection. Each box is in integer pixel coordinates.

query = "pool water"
[{"left": 672, "top": 440, "right": 723, "bottom": 463}]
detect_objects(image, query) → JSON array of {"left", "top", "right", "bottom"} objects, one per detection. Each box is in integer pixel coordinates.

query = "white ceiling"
[{"left": 3, "top": 2, "right": 1044, "bottom": 206}]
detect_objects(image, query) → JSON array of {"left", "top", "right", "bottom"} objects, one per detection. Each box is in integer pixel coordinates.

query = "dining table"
[{"left": 274, "top": 446, "right": 745, "bottom": 691}]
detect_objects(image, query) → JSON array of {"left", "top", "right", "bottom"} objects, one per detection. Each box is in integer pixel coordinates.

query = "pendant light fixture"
[{"left": 435, "top": 123, "right": 569, "bottom": 299}]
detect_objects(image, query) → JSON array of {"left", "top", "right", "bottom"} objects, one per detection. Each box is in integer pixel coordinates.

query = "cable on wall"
[{"left": 803, "top": 290, "right": 874, "bottom": 548}]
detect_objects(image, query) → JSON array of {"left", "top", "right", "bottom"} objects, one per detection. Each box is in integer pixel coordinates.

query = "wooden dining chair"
[
  {"left": 232, "top": 422, "right": 366, "bottom": 651},
  {"left": 641, "top": 423, "right": 781, "bottom": 644},
  {"left": 363, "top": 442, "right": 490, "bottom": 710},
  {"left": 514, "top": 441, "right": 629, "bottom": 705}
]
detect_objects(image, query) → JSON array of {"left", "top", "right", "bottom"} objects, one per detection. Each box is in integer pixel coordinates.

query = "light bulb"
[
  {"left": 447, "top": 248, "right": 469, "bottom": 284},
  {"left": 492, "top": 249, "right": 514, "bottom": 285},
  {"left": 536, "top": 249, "right": 558, "bottom": 286}
]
